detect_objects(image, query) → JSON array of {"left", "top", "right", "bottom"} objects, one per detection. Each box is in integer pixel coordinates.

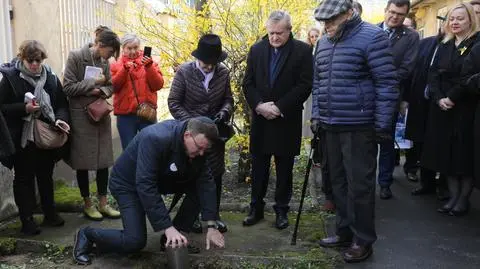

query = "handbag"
[
  {"left": 130, "top": 74, "right": 157, "bottom": 122},
  {"left": 33, "top": 119, "right": 68, "bottom": 149},
  {"left": 85, "top": 97, "right": 113, "bottom": 123}
]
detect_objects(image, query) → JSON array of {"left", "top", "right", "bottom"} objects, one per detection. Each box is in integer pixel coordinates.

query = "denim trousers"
[{"left": 116, "top": 114, "right": 154, "bottom": 150}]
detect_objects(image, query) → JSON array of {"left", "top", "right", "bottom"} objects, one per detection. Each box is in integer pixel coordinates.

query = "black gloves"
[
  {"left": 310, "top": 119, "right": 320, "bottom": 134},
  {"left": 214, "top": 111, "right": 228, "bottom": 124}
]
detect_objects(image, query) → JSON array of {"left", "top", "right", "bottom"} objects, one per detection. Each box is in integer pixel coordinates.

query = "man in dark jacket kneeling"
[
  {"left": 73, "top": 117, "right": 225, "bottom": 265},
  {"left": 312, "top": 0, "right": 398, "bottom": 263}
]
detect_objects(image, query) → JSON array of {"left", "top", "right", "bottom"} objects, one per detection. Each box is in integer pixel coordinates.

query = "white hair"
[
  {"left": 120, "top": 33, "right": 141, "bottom": 47},
  {"left": 266, "top": 10, "right": 292, "bottom": 30}
]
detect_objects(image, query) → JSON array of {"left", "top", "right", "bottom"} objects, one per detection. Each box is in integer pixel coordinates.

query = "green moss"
[
  {"left": 5, "top": 215, "right": 43, "bottom": 231},
  {"left": 0, "top": 237, "right": 16, "bottom": 255},
  {"left": 53, "top": 181, "right": 98, "bottom": 207}
]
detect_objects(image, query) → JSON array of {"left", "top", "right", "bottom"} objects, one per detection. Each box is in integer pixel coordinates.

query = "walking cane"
[{"left": 291, "top": 130, "right": 320, "bottom": 245}]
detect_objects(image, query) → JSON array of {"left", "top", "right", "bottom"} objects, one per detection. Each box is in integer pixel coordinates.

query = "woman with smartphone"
[
  {"left": 0, "top": 40, "right": 70, "bottom": 235},
  {"left": 110, "top": 33, "right": 164, "bottom": 150},
  {"left": 63, "top": 29, "right": 121, "bottom": 221}
]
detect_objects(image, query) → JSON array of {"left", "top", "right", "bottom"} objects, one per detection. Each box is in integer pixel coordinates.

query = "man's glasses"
[{"left": 191, "top": 135, "right": 210, "bottom": 152}]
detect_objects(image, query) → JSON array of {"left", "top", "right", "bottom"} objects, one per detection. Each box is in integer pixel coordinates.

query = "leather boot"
[
  {"left": 318, "top": 235, "right": 353, "bottom": 248},
  {"left": 216, "top": 220, "right": 228, "bottom": 233},
  {"left": 275, "top": 211, "right": 289, "bottom": 230},
  {"left": 42, "top": 213, "right": 65, "bottom": 227},
  {"left": 242, "top": 205, "right": 264, "bottom": 226},
  {"left": 342, "top": 243, "right": 373, "bottom": 263},
  {"left": 450, "top": 177, "right": 473, "bottom": 216},
  {"left": 437, "top": 177, "right": 460, "bottom": 214},
  {"left": 20, "top": 216, "right": 41, "bottom": 236}
]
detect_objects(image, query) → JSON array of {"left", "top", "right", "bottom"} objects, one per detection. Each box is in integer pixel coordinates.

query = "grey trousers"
[{"left": 325, "top": 129, "right": 377, "bottom": 246}]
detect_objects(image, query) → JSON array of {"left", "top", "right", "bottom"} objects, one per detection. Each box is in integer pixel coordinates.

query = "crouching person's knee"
[{"left": 123, "top": 236, "right": 147, "bottom": 253}]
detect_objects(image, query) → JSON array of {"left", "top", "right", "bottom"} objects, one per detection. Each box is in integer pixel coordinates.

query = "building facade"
[{"left": 412, "top": 0, "right": 471, "bottom": 38}]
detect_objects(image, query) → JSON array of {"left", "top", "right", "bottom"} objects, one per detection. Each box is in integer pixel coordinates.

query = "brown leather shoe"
[
  {"left": 318, "top": 235, "right": 352, "bottom": 248},
  {"left": 342, "top": 243, "right": 373, "bottom": 263}
]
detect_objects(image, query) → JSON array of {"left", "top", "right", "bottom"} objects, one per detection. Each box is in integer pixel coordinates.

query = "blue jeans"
[
  {"left": 377, "top": 133, "right": 395, "bottom": 188},
  {"left": 116, "top": 115, "right": 154, "bottom": 150},
  {"left": 84, "top": 187, "right": 200, "bottom": 254}
]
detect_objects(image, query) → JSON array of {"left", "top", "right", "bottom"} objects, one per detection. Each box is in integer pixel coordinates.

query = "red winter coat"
[{"left": 110, "top": 52, "right": 164, "bottom": 115}]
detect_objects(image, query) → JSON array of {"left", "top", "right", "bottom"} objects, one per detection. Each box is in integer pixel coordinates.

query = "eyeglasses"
[
  {"left": 191, "top": 135, "right": 210, "bottom": 152},
  {"left": 387, "top": 10, "right": 407, "bottom": 18},
  {"left": 26, "top": 58, "right": 43, "bottom": 64}
]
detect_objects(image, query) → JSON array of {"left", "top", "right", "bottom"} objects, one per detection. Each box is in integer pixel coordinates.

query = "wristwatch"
[{"left": 207, "top": 224, "right": 217, "bottom": 229}]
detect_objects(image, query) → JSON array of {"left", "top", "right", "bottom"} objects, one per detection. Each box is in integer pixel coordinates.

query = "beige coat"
[{"left": 62, "top": 44, "right": 114, "bottom": 170}]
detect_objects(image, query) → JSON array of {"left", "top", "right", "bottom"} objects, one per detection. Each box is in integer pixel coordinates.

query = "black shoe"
[
  {"left": 318, "top": 235, "right": 353, "bottom": 248},
  {"left": 20, "top": 217, "right": 41, "bottom": 236},
  {"left": 191, "top": 219, "right": 202, "bottom": 234},
  {"left": 436, "top": 189, "right": 450, "bottom": 201},
  {"left": 411, "top": 186, "right": 435, "bottom": 196},
  {"left": 73, "top": 228, "right": 92, "bottom": 265},
  {"left": 343, "top": 243, "right": 373, "bottom": 263},
  {"left": 42, "top": 213, "right": 65, "bottom": 227},
  {"left": 406, "top": 172, "right": 418, "bottom": 182},
  {"left": 216, "top": 220, "right": 228, "bottom": 233},
  {"left": 275, "top": 212, "right": 289, "bottom": 230},
  {"left": 380, "top": 187, "right": 392, "bottom": 200},
  {"left": 242, "top": 206, "right": 264, "bottom": 226}
]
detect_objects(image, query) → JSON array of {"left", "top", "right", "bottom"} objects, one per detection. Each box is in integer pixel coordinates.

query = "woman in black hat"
[{"left": 168, "top": 34, "right": 234, "bottom": 233}]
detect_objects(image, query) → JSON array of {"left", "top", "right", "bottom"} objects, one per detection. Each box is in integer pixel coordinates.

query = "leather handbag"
[
  {"left": 85, "top": 98, "right": 113, "bottom": 123},
  {"left": 130, "top": 74, "right": 157, "bottom": 122},
  {"left": 33, "top": 119, "right": 68, "bottom": 149}
]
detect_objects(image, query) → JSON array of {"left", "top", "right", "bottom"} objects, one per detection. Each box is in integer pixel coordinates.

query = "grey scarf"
[{"left": 17, "top": 61, "right": 56, "bottom": 148}]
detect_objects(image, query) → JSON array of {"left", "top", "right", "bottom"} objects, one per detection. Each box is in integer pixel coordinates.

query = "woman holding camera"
[
  {"left": 63, "top": 29, "right": 121, "bottom": 221},
  {"left": 111, "top": 33, "right": 164, "bottom": 150},
  {"left": 0, "top": 40, "right": 70, "bottom": 235}
]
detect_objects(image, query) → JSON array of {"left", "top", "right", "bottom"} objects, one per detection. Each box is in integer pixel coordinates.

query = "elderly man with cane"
[
  {"left": 72, "top": 117, "right": 225, "bottom": 265},
  {"left": 312, "top": 0, "right": 398, "bottom": 263}
]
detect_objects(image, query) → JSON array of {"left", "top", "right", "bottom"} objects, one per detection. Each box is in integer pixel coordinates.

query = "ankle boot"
[
  {"left": 242, "top": 205, "right": 264, "bottom": 226},
  {"left": 450, "top": 177, "right": 473, "bottom": 216},
  {"left": 20, "top": 216, "right": 41, "bottom": 236},
  {"left": 437, "top": 177, "right": 460, "bottom": 214}
]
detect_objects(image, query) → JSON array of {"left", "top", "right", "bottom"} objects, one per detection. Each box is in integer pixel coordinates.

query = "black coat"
[
  {"left": 421, "top": 34, "right": 479, "bottom": 176},
  {"left": 243, "top": 35, "right": 313, "bottom": 156},
  {"left": 0, "top": 61, "right": 70, "bottom": 168},
  {"left": 461, "top": 42, "right": 480, "bottom": 186},
  {"left": 378, "top": 23, "right": 420, "bottom": 98},
  {"left": 405, "top": 36, "right": 440, "bottom": 142}
]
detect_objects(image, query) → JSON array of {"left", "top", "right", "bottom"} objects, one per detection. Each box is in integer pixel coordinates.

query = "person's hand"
[
  {"left": 255, "top": 102, "right": 280, "bottom": 120},
  {"left": 270, "top": 104, "right": 281, "bottom": 116},
  {"left": 214, "top": 111, "right": 228, "bottom": 123},
  {"left": 89, "top": 88, "right": 102, "bottom": 97},
  {"left": 165, "top": 226, "right": 188, "bottom": 249},
  {"left": 95, "top": 74, "right": 106, "bottom": 85},
  {"left": 206, "top": 228, "right": 225, "bottom": 250},
  {"left": 55, "top": 119, "right": 70, "bottom": 134},
  {"left": 438, "top": 97, "right": 454, "bottom": 111},
  {"left": 399, "top": 101, "right": 409, "bottom": 116},
  {"left": 124, "top": 61, "right": 135, "bottom": 70},
  {"left": 141, "top": 56, "right": 153, "bottom": 67},
  {"left": 376, "top": 131, "right": 392, "bottom": 143},
  {"left": 310, "top": 119, "right": 320, "bottom": 134},
  {"left": 25, "top": 102, "right": 40, "bottom": 114}
]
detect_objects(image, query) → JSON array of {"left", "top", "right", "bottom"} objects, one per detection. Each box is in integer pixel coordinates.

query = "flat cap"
[{"left": 314, "top": 0, "right": 353, "bottom": 21}]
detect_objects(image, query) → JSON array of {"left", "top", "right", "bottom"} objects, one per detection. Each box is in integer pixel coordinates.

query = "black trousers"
[
  {"left": 325, "top": 129, "right": 377, "bottom": 246},
  {"left": 404, "top": 143, "right": 421, "bottom": 174},
  {"left": 250, "top": 153, "right": 295, "bottom": 213},
  {"left": 214, "top": 176, "right": 222, "bottom": 219},
  {"left": 85, "top": 185, "right": 200, "bottom": 254},
  {"left": 76, "top": 168, "right": 109, "bottom": 198},
  {"left": 13, "top": 143, "right": 56, "bottom": 220}
]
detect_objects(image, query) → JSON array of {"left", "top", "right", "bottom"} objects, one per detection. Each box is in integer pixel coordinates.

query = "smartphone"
[{"left": 143, "top": 46, "right": 152, "bottom": 58}]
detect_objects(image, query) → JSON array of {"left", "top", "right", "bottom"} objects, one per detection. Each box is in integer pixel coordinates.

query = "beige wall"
[
  {"left": 413, "top": 0, "right": 471, "bottom": 38},
  {"left": 11, "top": 0, "right": 63, "bottom": 74}
]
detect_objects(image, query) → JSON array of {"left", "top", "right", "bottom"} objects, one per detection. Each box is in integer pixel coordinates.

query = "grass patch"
[{"left": 0, "top": 237, "right": 16, "bottom": 255}]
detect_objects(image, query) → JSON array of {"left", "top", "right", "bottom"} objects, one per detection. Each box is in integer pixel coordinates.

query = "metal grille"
[{"left": 58, "top": 0, "right": 116, "bottom": 71}]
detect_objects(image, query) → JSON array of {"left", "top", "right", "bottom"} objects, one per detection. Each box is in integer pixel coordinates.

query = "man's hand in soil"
[
  {"left": 206, "top": 228, "right": 225, "bottom": 250},
  {"left": 165, "top": 226, "right": 188, "bottom": 248}
]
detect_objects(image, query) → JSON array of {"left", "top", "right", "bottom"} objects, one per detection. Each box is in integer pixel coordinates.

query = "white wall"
[{"left": 0, "top": 0, "right": 13, "bottom": 63}]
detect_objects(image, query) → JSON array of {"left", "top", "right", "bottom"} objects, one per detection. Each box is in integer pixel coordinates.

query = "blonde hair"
[
  {"left": 306, "top": 28, "right": 321, "bottom": 46},
  {"left": 443, "top": 3, "right": 479, "bottom": 43}
]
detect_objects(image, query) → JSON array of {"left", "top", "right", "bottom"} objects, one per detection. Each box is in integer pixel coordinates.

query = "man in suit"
[
  {"left": 377, "top": 0, "right": 419, "bottom": 199},
  {"left": 242, "top": 10, "right": 313, "bottom": 230},
  {"left": 72, "top": 117, "right": 225, "bottom": 265}
]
